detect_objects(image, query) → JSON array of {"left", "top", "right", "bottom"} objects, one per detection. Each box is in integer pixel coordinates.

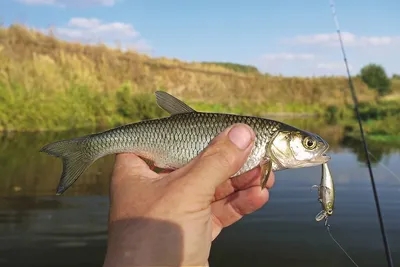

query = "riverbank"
[{"left": 0, "top": 24, "right": 399, "bottom": 140}]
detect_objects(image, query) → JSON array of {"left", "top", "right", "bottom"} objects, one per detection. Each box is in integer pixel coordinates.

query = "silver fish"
[
  {"left": 312, "top": 162, "right": 335, "bottom": 225},
  {"left": 40, "top": 91, "right": 331, "bottom": 195}
]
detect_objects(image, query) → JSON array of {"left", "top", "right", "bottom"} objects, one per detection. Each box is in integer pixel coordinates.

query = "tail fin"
[{"left": 40, "top": 137, "right": 95, "bottom": 195}]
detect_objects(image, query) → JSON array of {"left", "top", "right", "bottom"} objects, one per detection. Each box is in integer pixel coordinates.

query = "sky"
[{"left": 1, "top": 0, "right": 399, "bottom": 77}]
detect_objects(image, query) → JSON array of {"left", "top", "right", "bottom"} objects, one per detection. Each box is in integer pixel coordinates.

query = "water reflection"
[
  {"left": 341, "top": 135, "right": 396, "bottom": 164},
  {"left": 0, "top": 119, "right": 399, "bottom": 267},
  {"left": 1, "top": 119, "right": 398, "bottom": 198},
  {"left": 0, "top": 129, "right": 115, "bottom": 197}
]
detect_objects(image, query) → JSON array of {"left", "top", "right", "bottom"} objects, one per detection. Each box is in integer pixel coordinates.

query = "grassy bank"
[
  {"left": 324, "top": 100, "right": 400, "bottom": 142},
  {"left": 0, "top": 24, "right": 397, "bottom": 132}
]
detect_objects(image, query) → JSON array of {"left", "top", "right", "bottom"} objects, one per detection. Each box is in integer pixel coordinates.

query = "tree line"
[{"left": 202, "top": 61, "right": 398, "bottom": 96}]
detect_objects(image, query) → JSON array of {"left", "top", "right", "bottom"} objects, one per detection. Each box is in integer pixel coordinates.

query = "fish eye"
[
  {"left": 303, "top": 136, "right": 317, "bottom": 150},
  {"left": 327, "top": 209, "right": 333, "bottom": 215}
]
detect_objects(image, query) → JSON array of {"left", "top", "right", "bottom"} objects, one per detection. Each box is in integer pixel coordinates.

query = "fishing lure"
[{"left": 312, "top": 162, "right": 334, "bottom": 226}]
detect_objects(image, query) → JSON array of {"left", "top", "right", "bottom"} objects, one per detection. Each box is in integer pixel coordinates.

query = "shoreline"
[{"left": 0, "top": 112, "right": 322, "bottom": 133}]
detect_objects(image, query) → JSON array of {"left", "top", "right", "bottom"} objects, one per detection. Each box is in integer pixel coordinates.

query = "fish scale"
[{"left": 86, "top": 112, "right": 279, "bottom": 175}]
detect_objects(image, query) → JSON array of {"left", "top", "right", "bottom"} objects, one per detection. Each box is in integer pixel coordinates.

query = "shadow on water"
[{"left": 0, "top": 118, "right": 400, "bottom": 266}]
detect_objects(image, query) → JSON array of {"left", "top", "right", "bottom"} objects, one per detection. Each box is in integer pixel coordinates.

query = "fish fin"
[
  {"left": 315, "top": 210, "right": 327, "bottom": 222},
  {"left": 39, "top": 137, "right": 96, "bottom": 195},
  {"left": 155, "top": 91, "right": 196, "bottom": 115},
  {"left": 260, "top": 160, "right": 272, "bottom": 189}
]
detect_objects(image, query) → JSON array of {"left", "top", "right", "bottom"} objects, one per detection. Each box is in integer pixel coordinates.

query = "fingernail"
[{"left": 228, "top": 124, "right": 253, "bottom": 150}]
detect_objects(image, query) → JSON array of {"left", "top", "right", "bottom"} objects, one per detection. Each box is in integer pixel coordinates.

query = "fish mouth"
[
  {"left": 309, "top": 154, "right": 330, "bottom": 164},
  {"left": 318, "top": 144, "right": 331, "bottom": 162},
  {"left": 320, "top": 153, "right": 331, "bottom": 162},
  {"left": 311, "top": 150, "right": 331, "bottom": 164}
]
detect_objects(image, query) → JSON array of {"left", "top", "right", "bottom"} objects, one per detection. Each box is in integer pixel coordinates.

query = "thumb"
[{"left": 184, "top": 123, "right": 255, "bottom": 192}]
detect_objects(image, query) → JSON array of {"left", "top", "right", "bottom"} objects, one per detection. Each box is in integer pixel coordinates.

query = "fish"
[
  {"left": 40, "top": 91, "right": 331, "bottom": 195},
  {"left": 312, "top": 162, "right": 335, "bottom": 225}
]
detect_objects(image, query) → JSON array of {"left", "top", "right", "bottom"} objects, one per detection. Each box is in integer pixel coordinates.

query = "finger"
[
  {"left": 157, "top": 168, "right": 176, "bottom": 175},
  {"left": 232, "top": 168, "right": 275, "bottom": 190},
  {"left": 213, "top": 168, "right": 275, "bottom": 201},
  {"left": 181, "top": 124, "right": 255, "bottom": 192},
  {"left": 112, "top": 153, "right": 158, "bottom": 182},
  {"left": 110, "top": 154, "right": 163, "bottom": 220},
  {"left": 213, "top": 167, "right": 261, "bottom": 201},
  {"left": 211, "top": 186, "right": 269, "bottom": 231}
]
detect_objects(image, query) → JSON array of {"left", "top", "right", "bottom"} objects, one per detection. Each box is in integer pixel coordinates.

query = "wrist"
[{"left": 103, "top": 217, "right": 184, "bottom": 267}]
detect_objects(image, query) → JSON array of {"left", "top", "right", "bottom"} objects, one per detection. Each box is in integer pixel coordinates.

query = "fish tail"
[{"left": 39, "top": 136, "right": 94, "bottom": 195}]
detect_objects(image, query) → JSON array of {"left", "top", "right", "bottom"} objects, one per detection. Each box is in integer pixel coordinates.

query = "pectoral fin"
[{"left": 260, "top": 160, "right": 272, "bottom": 189}]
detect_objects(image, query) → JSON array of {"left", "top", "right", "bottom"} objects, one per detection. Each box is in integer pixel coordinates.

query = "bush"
[{"left": 360, "top": 63, "right": 391, "bottom": 95}]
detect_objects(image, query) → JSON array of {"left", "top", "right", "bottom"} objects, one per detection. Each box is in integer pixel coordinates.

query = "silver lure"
[{"left": 312, "top": 162, "right": 335, "bottom": 225}]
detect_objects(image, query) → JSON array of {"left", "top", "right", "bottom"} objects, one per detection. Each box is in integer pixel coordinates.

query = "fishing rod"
[{"left": 328, "top": 1, "right": 394, "bottom": 267}]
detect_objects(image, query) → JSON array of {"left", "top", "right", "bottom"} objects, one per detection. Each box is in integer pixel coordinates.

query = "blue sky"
[{"left": 2, "top": 0, "right": 399, "bottom": 76}]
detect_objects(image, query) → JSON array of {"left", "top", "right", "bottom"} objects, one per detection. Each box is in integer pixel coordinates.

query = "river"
[{"left": 0, "top": 118, "right": 399, "bottom": 267}]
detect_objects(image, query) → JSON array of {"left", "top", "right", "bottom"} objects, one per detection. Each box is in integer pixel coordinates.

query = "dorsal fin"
[{"left": 155, "top": 91, "right": 196, "bottom": 115}]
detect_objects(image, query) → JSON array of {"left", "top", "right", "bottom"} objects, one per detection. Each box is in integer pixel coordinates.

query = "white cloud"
[
  {"left": 68, "top": 18, "right": 102, "bottom": 29},
  {"left": 256, "top": 31, "right": 400, "bottom": 76},
  {"left": 291, "top": 32, "right": 400, "bottom": 47},
  {"left": 39, "top": 17, "right": 152, "bottom": 53},
  {"left": 262, "top": 53, "right": 315, "bottom": 61},
  {"left": 58, "top": 17, "right": 139, "bottom": 39},
  {"left": 310, "top": 62, "right": 353, "bottom": 76},
  {"left": 255, "top": 53, "right": 317, "bottom": 77},
  {"left": 16, "top": 0, "right": 117, "bottom": 7},
  {"left": 317, "top": 62, "right": 352, "bottom": 71}
]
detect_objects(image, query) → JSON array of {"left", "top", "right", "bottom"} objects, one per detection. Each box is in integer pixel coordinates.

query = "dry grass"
[{"left": 0, "top": 24, "right": 383, "bottom": 131}]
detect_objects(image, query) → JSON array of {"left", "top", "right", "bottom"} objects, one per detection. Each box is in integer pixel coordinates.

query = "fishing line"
[
  {"left": 328, "top": 1, "right": 394, "bottom": 266},
  {"left": 325, "top": 221, "right": 360, "bottom": 267},
  {"left": 350, "top": 136, "right": 400, "bottom": 183},
  {"left": 367, "top": 151, "right": 400, "bottom": 183}
]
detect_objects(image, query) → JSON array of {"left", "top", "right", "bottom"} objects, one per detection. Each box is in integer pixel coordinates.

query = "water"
[{"left": 1, "top": 119, "right": 400, "bottom": 267}]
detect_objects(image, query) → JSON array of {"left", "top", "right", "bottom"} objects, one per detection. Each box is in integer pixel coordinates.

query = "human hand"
[{"left": 103, "top": 124, "right": 275, "bottom": 267}]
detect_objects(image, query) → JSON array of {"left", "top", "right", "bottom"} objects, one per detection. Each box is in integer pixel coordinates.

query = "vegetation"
[
  {"left": 0, "top": 24, "right": 398, "bottom": 138},
  {"left": 359, "top": 63, "right": 391, "bottom": 95},
  {"left": 201, "top": 62, "right": 261, "bottom": 74}
]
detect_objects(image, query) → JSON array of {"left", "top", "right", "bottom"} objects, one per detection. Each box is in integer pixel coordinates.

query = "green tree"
[
  {"left": 392, "top": 74, "right": 400, "bottom": 80},
  {"left": 359, "top": 63, "right": 391, "bottom": 95}
]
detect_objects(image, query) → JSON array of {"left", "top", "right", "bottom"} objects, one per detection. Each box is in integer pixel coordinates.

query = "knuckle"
[{"left": 201, "top": 142, "right": 236, "bottom": 169}]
